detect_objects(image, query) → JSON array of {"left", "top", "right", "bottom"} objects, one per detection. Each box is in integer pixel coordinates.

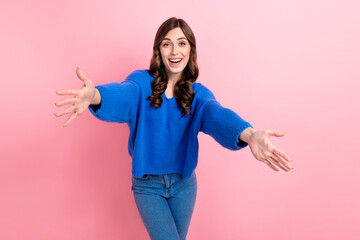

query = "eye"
[
  {"left": 179, "top": 42, "right": 186, "bottom": 46},
  {"left": 162, "top": 43, "right": 170, "bottom": 47}
]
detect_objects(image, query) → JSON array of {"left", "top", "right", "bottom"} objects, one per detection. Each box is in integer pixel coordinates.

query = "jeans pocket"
[{"left": 132, "top": 174, "right": 150, "bottom": 180}]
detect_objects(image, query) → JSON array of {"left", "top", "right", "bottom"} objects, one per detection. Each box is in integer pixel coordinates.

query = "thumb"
[
  {"left": 267, "top": 130, "right": 287, "bottom": 137},
  {"left": 75, "top": 67, "right": 89, "bottom": 84}
]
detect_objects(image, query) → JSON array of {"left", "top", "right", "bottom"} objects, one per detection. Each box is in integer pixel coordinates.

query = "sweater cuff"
[
  {"left": 89, "top": 100, "right": 102, "bottom": 112},
  {"left": 88, "top": 86, "right": 102, "bottom": 115},
  {"left": 87, "top": 85, "right": 116, "bottom": 121},
  {"left": 234, "top": 123, "right": 254, "bottom": 150}
]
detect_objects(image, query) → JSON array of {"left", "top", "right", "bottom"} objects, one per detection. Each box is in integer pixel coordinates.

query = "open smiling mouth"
[{"left": 168, "top": 58, "right": 182, "bottom": 65}]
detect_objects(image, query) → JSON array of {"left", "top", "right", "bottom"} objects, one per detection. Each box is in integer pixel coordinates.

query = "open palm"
[
  {"left": 54, "top": 67, "right": 96, "bottom": 127},
  {"left": 248, "top": 130, "right": 293, "bottom": 172}
]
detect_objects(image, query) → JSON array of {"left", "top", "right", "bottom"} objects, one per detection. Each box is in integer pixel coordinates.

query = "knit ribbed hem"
[
  {"left": 132, "top": 169, "right": 195, "bottom": 179},
  {"left": 233, "top": 123, "right": 254, "bottom": 150}
]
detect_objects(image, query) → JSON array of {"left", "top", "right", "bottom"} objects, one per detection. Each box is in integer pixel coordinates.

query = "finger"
[
  {"left": 56, "top": 89, "right": 79, "bottom": 96},
  {"left": 269, "top": 156, "right": 292, "bottom": 172},
  {"left": 54, "top": 97, "right": 77, "bottom": 107},
  {"left": 54, "top": 105, "right": 76, "bottom": 117},
  {"left": 270, "top": 152, "right": 293, "bottom": 170},
  {"left": 262, "top": 159, "right": 279, "bottom": 172},
  {"left": 273, "top": 148, "right": 292, "bottom": 162},
  {"left": 76, "top": 67, "right": 89, "bottom": 85},
  {"left": 267, "top": 130, "right": 287, "bottom": 137},
  {"left": 62, "top": 111, "right": 78, "bottom": 128},
  {"left": 267, "top": 157, "right": 286, "bottom": 171}
]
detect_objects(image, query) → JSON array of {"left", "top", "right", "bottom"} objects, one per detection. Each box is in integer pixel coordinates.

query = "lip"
[{"left": 168, "top": 58, "right": 182, "bottom": 66}]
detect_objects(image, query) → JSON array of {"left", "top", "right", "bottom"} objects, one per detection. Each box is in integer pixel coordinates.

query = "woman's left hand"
[{"left": 247, "top": 130, "right": 293, "bottom": 172}]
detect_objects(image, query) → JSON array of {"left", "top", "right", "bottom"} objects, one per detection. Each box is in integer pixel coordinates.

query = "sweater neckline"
[{"left": 163, "top": 93, "right": 175, "bottom": 100}]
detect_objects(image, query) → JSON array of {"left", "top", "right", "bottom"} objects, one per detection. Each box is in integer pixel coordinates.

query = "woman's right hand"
[{"left": 54, "top": 67, "right": 98, "bottom": 128}]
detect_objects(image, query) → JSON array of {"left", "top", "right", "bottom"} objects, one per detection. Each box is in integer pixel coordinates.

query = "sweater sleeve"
[
  {"left": 88, "top": 78, "right": 140, "bottom": 124},
  {"left": 198, "top": 85, "right": 254, "bottom": 151}
]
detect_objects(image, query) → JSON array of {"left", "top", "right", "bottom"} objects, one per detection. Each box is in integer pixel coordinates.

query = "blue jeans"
[{"left": 131, "top": 172, "right": 197, "bottom": 240}]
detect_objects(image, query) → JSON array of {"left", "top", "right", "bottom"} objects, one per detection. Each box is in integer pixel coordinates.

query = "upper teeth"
[{"left": 169, "top": 59, "right": 181, "bottom": 63}]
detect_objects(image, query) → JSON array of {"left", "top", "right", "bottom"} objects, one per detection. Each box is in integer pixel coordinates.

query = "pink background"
[{"left": 1, "top": 0, "right": 359, "bottom": 239}]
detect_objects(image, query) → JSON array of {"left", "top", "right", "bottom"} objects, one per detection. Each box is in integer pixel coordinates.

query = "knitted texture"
[{"left": 88, "top": 70, "right": 253, "bottom": 179}]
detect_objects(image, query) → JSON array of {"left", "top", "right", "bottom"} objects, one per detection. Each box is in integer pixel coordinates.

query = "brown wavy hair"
[{"left": 148, "top": 17, "right": 199, "bottom": 117}]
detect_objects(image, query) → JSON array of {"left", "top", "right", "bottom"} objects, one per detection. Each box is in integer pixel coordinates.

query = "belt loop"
[{"left": 163, "top": 175, "right": 168, "bottom": 188}]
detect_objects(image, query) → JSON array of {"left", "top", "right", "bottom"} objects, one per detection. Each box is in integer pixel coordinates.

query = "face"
[{"left": 159, "top": 27, "right": 191, "bottom": 80}]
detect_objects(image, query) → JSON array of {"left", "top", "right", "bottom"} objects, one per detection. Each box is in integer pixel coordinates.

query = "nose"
[{"left": 170, "top": 45, "right": 179, "bottom": 55}]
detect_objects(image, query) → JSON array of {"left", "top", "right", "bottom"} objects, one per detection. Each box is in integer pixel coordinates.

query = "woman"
[{"left": 54, "top": 17, "right": 293, "bottom": 240}]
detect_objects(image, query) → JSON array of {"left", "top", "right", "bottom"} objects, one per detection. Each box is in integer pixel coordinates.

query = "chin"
[
  {"left": 166, "top": 67, "right": 183, "bottom": 74},
  {"left": 172, "top": 69, "right": 184, "bottom": 73}
]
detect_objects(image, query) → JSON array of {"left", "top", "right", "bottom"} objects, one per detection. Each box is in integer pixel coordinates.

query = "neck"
[{"left": 166, "top": 71, "right": 182, "bottom": 86}]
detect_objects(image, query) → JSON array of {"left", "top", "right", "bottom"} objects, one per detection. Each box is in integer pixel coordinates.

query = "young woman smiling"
[{"left": 54, "top": 17, "right": 293, "bottom": 240}]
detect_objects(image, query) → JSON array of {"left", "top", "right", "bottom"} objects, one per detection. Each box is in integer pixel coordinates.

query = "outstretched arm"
[
  {"left": 200, "top": 100, "right": 254, "bottom": 150},
  {"left": 240, "top": 128, "right": 293, "bottom": 172},
  {"left": 55, "top": 68, "right": 140, "bottom": 126}
]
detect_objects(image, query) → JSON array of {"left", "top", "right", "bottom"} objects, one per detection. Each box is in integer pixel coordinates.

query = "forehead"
[{"left": 163, "top": 27, "right": 187, "bottom": 41}]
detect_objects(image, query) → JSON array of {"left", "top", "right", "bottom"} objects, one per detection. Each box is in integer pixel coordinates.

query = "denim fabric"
[{"left": 131, "top": 172, "right": 197, "bottom": 240}]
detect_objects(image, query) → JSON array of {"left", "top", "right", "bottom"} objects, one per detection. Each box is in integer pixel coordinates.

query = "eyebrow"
[{"left": 163, "top": 37, "right": 187, "bottom": 41}]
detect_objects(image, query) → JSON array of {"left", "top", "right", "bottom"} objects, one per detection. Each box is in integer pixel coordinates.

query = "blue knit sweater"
[{"left": 88, "top": 69, "right": 253, "bottom": 179}]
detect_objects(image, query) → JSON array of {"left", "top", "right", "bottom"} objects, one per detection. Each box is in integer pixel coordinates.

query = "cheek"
[
  {"left": 159, "top": 48, "right": 165, "bottom": 57},
  {"left": 185, "top": 50, "right": 191, "bottom": 61},
  {"left": 160, "top": 49, "right": 169, "bottom": 62},
  {"left": 185, "top": 48, "right": 191, "bottom": 58}
]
